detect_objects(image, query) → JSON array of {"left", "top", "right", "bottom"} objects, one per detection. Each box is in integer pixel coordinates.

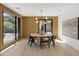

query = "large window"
[
  {"left": 38, "top": 19, "right": 53, "bottom": 34},
  {"left": 3, "top": 12, "right": 16, "bottom": 45},
  {"left": 3, "top": 12, "right": 20, "bottom": 45}
]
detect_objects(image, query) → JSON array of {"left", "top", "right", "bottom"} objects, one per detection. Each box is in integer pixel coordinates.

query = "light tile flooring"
[{"left": 0, "top": 39, "right": 79, "bottom": 56}]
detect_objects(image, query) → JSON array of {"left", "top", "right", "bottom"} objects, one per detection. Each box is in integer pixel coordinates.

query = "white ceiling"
[{"left": 2, "top": 3, "right": 78, "bottom": 16}]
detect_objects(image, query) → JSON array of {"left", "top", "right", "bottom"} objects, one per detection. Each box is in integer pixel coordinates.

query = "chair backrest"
[
  {"left": 53, "top": 35, "right": 56, "bottom": 39},
  {"left": 28, "top": 35, "right": 32, "bottom": 40},
  {"left": 46, "top": 32, "right": 51, "bottom": 35}
]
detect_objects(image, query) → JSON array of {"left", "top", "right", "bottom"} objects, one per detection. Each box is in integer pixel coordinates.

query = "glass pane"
[
  {"left": 39, "top": 20, "right": 45, "bottom": 34},
  {"left": 46, "top": 20, "right": 52, "bottom": 33},
  {"left": 3, "top": 12, "right": 15, "bottom": 45}
]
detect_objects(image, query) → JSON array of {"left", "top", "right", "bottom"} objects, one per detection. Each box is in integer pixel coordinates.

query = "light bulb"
[
  {"left": 36, "top": 17, "right": 38, "bottom": 20},
  {"left": 45, "top": 17, "right": 48, "bottom": 20},
  {"left": 36, "top": 20, "right": 38, "bottom": 23}
]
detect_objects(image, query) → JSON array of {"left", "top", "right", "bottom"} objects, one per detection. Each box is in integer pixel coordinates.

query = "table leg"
[{"left": 40, "top": 38, "right": 43, "bottom": 48}]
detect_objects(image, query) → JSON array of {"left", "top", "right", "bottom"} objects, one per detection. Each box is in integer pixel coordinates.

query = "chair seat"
[
  {"left": 40, "top": 38, "right": 50, "bottom": 48},
  {"left": 40, "top": 40, "right": 49, "bottom": 43}
]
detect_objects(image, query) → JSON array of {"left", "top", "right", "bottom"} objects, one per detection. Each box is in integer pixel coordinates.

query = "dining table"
[{"left": 29, "top": 33, "right": 55, "bottom": 48}]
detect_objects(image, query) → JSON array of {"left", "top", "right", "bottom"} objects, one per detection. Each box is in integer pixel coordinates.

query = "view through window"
[
  {"left": 38, "top": 19, "right": 53, "bottom": 34},
  {"left": 3, "top": 12, "right": 16, "bottom": 45}
]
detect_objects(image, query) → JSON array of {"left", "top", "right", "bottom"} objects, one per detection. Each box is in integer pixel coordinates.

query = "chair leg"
[
  {"left": 32, "top": 39, "right": 36, "bottom": 46},
  {"left": 30, "top": 38, "right": 37, "bottom": 47},
  {"left": 30, "top": 38, "right": 33, "bottom": 47},
  {"left": 28, "top": 40, "right": 30, "bottom": 45},
  {"left": 40, "top": 42, "right": 42, "bottom": 49},
  {"left": 40, "top": 38, "right": 43, "bottom": 49},
  {"left": 30, "top": 42, "right": 32, "bottom": 47},
  {"left": 33, "top": 40, "right": 36, "bottom": 46},
  {"left": 48, "top": 44, "right": 50, "bottom": 48},
  {"left": 52, "top": 40, "right": 55, "bottom": 47},
  {"left": 48, "top": 38, "right": 51, "bottom": 48}
]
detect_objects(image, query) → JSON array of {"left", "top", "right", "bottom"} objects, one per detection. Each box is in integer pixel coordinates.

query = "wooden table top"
[{"left": 30, "top": 33, "right": 53, "bottom": 38}]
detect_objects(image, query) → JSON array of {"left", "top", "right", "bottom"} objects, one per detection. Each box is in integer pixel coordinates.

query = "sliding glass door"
[
  {"left": 2, "top": 12, "right": 20, "bottom": 45},
  {"left": 3, "top": 12, "right": 16, "bottom": 45}
]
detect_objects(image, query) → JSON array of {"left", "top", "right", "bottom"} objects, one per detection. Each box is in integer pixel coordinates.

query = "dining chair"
[
  {"left": 48, "top": 35, "right": 56, "bottom": 47},
  {"left": 28, "top": 35, "right": 37, "bottom": 47},
  {"left": 40, "top": 37, "right": 51, "bottom": 48}
]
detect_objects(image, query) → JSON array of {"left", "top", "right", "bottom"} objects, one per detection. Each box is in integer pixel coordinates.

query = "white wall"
[{"left": 58, "top": 4, "right": 79, "bottom": 51}]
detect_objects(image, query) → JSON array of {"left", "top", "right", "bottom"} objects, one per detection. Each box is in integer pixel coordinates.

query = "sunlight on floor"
[
  {"left": 0, "top": 44, "right": 15, "bottom": 54},
  {"left": 55, "top": 39, "right": 66, "bottom": 43}
]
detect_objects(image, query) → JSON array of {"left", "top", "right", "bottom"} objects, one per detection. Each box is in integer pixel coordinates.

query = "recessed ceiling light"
[
  {"left": 15, "top": 7, "right": 22, "bottom": 12},
  {"left": 16, "top": 7, "right": 21, "bottom": 10}
]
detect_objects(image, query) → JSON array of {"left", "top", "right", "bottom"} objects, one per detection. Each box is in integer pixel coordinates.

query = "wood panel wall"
[
  {"left": 0, "top": 4, "right": 22, "bottom": 51},
  {"left": 22, "top": 16, "right": 58, "bottom": 38}
]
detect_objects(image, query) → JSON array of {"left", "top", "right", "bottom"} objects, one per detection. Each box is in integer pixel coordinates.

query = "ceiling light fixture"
[{"left": 36, "top": 9, "right": 48, "bottom": 23}]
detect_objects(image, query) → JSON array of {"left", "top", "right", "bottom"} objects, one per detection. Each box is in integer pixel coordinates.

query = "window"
[
  {"left": 3, "top": 12, "right": 16, "bottom": 45},
  {"left": 3, "top": 12, "right": 20, "bottom": 45},
  {"left": 38, "top": 19, "right": 53, "bottom": 34}
]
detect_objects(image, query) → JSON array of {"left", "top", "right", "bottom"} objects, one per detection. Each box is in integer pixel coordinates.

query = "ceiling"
[{"left": 2, "top": 3, "right": 78, "bottom": 16}]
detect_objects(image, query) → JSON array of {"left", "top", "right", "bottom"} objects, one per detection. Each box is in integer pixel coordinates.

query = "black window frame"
[{"left": 38, "top": 19, "right": 53, "bottom": 33}]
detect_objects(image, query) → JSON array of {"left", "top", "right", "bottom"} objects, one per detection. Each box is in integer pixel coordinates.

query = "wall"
[
  {"left": 58, "top": 4, "right": 79, "bottom": 51},
  {"left": 22, "top": 17, "right": 38, "bottom": 38},
  {"left": 22, "top": 16, "right": 58, "bottom": 38}
]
